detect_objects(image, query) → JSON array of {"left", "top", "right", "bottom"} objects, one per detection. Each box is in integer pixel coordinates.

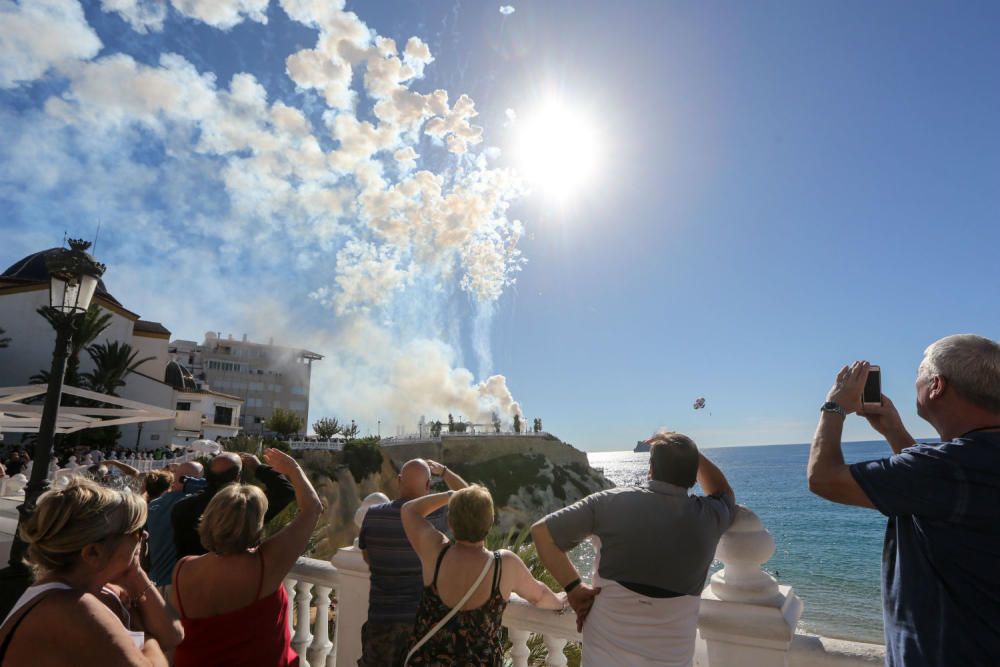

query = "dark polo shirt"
[
  {"left": 850, "top": 432, "right": 1000, "bottom": 667},
  {"left": 543, "top": 480, "right": 736, "bottom": 596},
  {"left": 359, "top": 500, "right": 448, "bottom": 624}
]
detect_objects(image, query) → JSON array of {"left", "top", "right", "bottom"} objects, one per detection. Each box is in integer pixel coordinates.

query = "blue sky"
[{"left": 1, "top": 1, "right": 998, "bottom": 450}]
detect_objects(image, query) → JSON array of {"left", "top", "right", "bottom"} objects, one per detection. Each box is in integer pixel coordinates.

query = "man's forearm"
[
  {"left": 884, "top": 427, "right": 917, "bottom": 455},
  {"left": 443, "top": 467, "right": 468, "bottom": 491},
  {"left": 697, "top": 454, "right": 733, "bottom": 499},
  {"left": 808, "top": 412, "right": 847, "bottom": 486},
  {"left": 531, "top": 521, "right": 580, "bottom": 588}
]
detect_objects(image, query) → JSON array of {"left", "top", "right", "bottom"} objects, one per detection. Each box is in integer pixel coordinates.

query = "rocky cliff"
[{"left": 299, "top": 434, "right": 612, "bottom": 558}]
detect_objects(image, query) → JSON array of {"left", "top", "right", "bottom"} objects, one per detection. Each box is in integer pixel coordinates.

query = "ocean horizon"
[{"left": 585, "top": 441, "right": 894, "bottom": 645}]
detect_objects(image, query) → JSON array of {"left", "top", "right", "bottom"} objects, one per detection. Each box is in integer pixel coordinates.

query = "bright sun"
[{"left": 513, "top": 99, "right": 601, "bottom": 202}]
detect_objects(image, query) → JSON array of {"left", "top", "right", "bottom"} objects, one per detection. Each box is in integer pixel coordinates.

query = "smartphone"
[{"left": 863, "top": 365, "right": 882, "bottom": 406}]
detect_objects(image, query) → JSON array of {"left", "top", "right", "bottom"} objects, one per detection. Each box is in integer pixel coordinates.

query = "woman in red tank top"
[{"left": 171, "top": 449, "right": 323, "bottom": 667}]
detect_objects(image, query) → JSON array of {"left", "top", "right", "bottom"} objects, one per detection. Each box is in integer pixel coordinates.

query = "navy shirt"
[
  {"left": 850, "top": 433, "right": 1000, "bottom": 666},
  {"left": 359, "top": 500, "right": 448, "bottom": 624}
]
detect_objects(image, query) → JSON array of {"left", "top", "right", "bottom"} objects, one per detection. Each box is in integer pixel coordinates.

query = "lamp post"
[{"left": 0, "top": 240, "right": 105, "bottom": 608}]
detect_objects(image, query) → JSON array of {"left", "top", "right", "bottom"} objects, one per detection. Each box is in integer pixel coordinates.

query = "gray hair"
[{"left": 920, "top": 334, "right": 1000, "bottom": 412}]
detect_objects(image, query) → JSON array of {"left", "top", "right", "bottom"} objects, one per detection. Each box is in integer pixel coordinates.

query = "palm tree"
[
  {"left": 83, "top": 341, "right": 154, "bottom": 396},
  {"left": 30, "top": 305, "right": 113, "bottom": 387}
]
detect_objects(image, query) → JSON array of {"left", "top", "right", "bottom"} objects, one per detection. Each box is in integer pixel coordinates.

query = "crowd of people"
[{"left": 0, "top": 332, "right": 996, "bottom": 667}]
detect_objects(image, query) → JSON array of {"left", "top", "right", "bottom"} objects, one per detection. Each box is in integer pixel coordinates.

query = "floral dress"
[{"left": 405, "top": 544, "right": 506, "bottom": 666}]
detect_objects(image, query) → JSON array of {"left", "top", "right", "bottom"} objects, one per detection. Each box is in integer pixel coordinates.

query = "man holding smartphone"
[{"left": 807, "top": 334, "right": 1000, "bottom": 666}]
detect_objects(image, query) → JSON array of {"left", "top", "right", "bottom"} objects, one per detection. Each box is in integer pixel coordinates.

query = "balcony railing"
[{"left": 277, "top": 505, "right": 884, "bottom": 667}]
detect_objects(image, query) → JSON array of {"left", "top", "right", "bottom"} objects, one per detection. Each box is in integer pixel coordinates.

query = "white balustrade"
[
  {"left": 502, "top": 596, "right": 579, "bottom": 666},
  {"left": 284, "top": 557, "right": 339, "bottom": 667},
  {"left": 508, "top": 628, "right": 531, "bottom": 667},
  {"left": 698, "top": 506, "right": 803, "bottom": 667}
]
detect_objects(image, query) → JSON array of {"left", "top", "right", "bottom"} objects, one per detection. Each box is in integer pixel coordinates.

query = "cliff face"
[{"left": 299, "top": 434, "right": 612, "bottom": 557}]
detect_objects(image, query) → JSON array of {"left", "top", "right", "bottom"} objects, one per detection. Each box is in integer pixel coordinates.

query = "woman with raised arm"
[
  {"left": 170, "top": 448, "right": 323, "bottom": 667},
  {"left": 0, "top": 477, "right": 184, "bottom": 667},
  {"left": 401, "top": 484, "right": 565, "bottom": 666}
]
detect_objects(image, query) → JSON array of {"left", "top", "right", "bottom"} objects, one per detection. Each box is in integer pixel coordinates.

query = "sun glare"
[{"left": 513, "top": 99, "right": 601, "bottom": 202}]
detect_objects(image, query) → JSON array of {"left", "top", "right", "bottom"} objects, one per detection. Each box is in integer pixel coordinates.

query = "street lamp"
[{"left": 0, "top": 240, "right": 105, "bottom": 607}]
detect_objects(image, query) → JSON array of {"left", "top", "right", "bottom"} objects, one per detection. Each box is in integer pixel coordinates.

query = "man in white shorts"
[{"left": 532, "top": 431, "right": 736, "bottom": 667}]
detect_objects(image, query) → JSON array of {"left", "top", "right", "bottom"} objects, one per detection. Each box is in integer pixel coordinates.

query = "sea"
[{"left": 583, "top": 441, "right": 892, "bottom": 645}]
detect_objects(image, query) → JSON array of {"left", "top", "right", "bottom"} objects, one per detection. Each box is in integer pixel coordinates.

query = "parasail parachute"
[{"left": 693, "top": 396, "right": 706, "bottom": 410}]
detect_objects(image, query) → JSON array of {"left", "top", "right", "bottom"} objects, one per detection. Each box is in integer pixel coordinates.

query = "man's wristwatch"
[{"left": 821, "top": 401, "right": 846, "bottom": 418}]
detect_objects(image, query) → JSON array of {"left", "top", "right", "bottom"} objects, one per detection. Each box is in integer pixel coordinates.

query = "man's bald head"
[
  {"left": 398, "top": 459, "right": 431, "bottom": 499},
  {"left": 210, "top": 452, "right": 241, "bottom": 474},
  {"left": 178, "top": 461, "right": 203, "bottom": 478},
  {"left": 170, "top": 460, "right": 205, "bottom": 492}
]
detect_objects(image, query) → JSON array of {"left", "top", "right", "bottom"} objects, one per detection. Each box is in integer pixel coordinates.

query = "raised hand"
[
  {"left": 826, "top": 361, "right": 870, "bottom": 415},
  {"left": 238, "top": 452, "right": 262, "bottom": 474},
  {"left": 262, "top": 448, "right": 299, "bottom": 477}
]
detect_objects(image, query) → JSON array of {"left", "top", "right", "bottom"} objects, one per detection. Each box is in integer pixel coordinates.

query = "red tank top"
[{"left": 173, "top": 551, "right": 298, "bottom": 667}]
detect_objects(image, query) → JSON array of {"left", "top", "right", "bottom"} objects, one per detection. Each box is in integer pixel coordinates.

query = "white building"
[
  {"left": 169, "top": 333, "right": 322, "bottom": 437},
  {"left": 0, "top": 247, "right": 242, "bottom": 449}
]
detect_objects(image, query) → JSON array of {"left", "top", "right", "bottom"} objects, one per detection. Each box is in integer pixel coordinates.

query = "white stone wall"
[
  {"left": 130, "top": 332, "right": 171, "bottom": 383},
  {"left": 0, "top": 289, "right": 135, "bottom": 386}
]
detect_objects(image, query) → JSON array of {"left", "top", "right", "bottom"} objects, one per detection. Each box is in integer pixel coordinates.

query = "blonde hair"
[
  {"left": 198, "top": 484, "right": 268, "bottom": 555},
  {"left": 448, "top": 485, "right": 494, "bottom": 542},
  {"left": 20, "top": 478, "right": 147, "bottom": 578}
]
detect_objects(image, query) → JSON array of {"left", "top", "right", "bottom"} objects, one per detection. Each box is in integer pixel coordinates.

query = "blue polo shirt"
[
  {"left": 359, "top": 500, "right": 448, "bottom": 624},
  {"left": 146, "top": 489, "right": 186, "bottom": 586},
  {"left": 850, "top": 432, "right": 1000, "bottom": 666}
]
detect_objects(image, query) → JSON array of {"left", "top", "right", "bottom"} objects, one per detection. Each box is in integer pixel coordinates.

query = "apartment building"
[{"left": 169, "top": 332, "right": 322, "bottom": 436}]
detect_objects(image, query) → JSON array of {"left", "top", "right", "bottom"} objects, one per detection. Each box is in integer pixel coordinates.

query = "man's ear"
[{"left": 930, "top": 375, "right": 946, "bottom": 400}]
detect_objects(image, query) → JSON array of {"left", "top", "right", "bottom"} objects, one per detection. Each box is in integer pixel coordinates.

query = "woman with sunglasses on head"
[{"left": 0, "top": 477, "right": 184, "bottom": 666}]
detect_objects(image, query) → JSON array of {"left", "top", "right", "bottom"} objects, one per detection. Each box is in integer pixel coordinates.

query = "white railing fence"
[
  {"left": 280, "top": 504, "right": 883, "bottom": 667},
  {"left": 0, "top": 451, "right": 203, "bottom": 497}
]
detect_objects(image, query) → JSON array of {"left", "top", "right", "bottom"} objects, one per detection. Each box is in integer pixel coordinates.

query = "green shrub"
[{"left": 342, "top": 437, "right": 383, "bottom": 483}]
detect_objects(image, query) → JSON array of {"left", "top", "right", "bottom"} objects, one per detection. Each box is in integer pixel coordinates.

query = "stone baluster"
[
  {"left": 307, "top": 583, "right": 334, "bottom": 667},
  {"left": 543, "top": 635, "right": 568, "bottom": 666},
  {"left": 330, "top": 545, "right": 369, "bottom": 667},
  {"left": 291, "top": 581, "right": 314, "bottom": 665},
  {"left": 284, "top": 578, "right": 296, "bottom": 636},
  {"left": 508, "top": 628, "right": 531, "bottom": 667},
  {"left": 698, "top": 506, "right": 803, "bottom": 667}
]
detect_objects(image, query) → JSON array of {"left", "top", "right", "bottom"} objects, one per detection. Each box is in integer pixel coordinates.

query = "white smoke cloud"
[
  {"left": 101, "top": 0, "right": 270, "bottom": 32},
  {"left": 0, "top": 0, "right": 531, "bottom": 430},
  {"left": 0, "top": 0, "right": 101, "bottom": 89},
  {"left": 499, "top": 5, "right": 516, "bottom": 16},
  {"left": 246, "top": 305, "right": 523, "bottom": 428},
  {"left": 170, "top": 0, "right": 269, "bottom": 29},
  {"left": 101, "top": 0, "right": 168, "bottom": 33}
]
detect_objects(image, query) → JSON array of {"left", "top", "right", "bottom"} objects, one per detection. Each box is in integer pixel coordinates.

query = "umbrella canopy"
[
  {"left": 0, "top": 385, "right": 174, "bottom": 435},
  {"left": 187, "top": 439, "right": 222, "bottom": 456}
]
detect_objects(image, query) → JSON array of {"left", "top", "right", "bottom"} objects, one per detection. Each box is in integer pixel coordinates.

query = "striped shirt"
[{"left": 359, "top": 499, "right": 448, "bottom": 623}]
